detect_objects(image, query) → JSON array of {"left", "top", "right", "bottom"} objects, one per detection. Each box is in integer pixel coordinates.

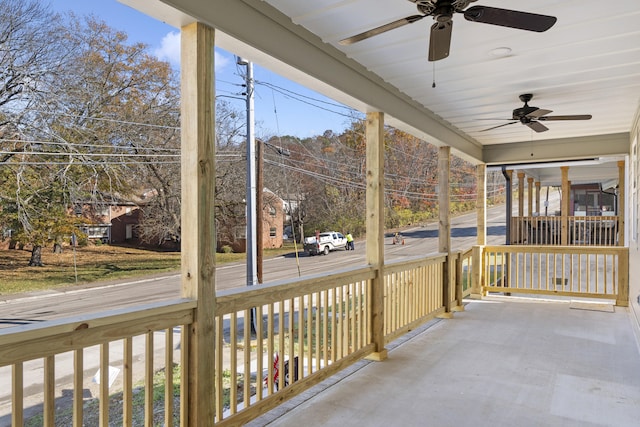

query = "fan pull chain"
[{"left": 432, "top": 62, "right": 436, "bottom": 88}]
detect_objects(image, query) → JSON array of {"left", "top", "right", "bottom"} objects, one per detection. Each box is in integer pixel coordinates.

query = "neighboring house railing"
[
  {"left": 474, "top": 245, "right": 629, "bottom": 306},
  {"left": 511, "top": 216, "right": 619, "bottom": 246}
]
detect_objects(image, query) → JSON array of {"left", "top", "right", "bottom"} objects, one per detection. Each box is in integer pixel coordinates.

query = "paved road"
[{"left": 0, "top": 204, "right": 508, "bottom": 328}]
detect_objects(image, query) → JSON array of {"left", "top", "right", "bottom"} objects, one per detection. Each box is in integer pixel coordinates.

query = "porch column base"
[
  {"left": 469, "top": 293, "right": 483, "bottom": 300},
  {"left": 366, "top": 349, "right": 388, "bottom": 361},
  {"left": 451, "top": 305, "right": 465, "bottom": 312}
]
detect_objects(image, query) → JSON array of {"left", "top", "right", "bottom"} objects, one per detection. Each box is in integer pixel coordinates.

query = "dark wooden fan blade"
[
  {"left": 463, "top": 6, "right": 557, "bottom": 32},
  {"left": 339, "top": 15, "right": 426, "bottom": 45},
  {"left": 526, "top": 108, "right": 552, "bottom": 119},
  {"left": 526, "top": 121, "right": 549, "bottom": 132},
  {"left": 480, "top": 121, "right": 518, "bottom": 132},
  {"left": 538, "top": 114, "right": 592, "bottom": 121},
  {"left": 428, "top": 20, "right": 452, "bottom": 61}
]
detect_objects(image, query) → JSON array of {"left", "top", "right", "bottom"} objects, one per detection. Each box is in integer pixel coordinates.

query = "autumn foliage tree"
[{"left": 0, "top": 3, "right": 183, "bottom": 264}]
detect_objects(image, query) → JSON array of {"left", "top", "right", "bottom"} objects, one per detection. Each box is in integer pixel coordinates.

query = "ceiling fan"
[
  {"left": 480, "top": 94, "right": 593, "bottom": 133},
  {"left": 338, "top": 0, "right": 557, "bottom": 61}
]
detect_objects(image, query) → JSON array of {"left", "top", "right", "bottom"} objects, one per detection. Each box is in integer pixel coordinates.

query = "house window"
[
  {"left": 270, "top": 227, "right": 277, "bottom": 238},
  {"left": 98, "top": 206, "right": 109, "bottom": 217},
  {"left": 125, "top": 207, "right": 132, "bottom": 216},
  {"left": 269, "top": 206, "right": 276, "bottom": 217}
]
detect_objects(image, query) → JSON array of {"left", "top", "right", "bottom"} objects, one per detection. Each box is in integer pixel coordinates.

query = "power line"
[
  {"left": 33, "top": 110, "right": 180, "bottom": 130},
  {"left": 0, "top": 151, "right": 179, "bottom": 158},
  {"left": 1, "top": 139, "right": 181, "bottom": 152}
]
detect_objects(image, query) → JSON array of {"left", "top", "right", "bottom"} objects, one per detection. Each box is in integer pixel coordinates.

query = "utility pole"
[
  {"left": 238, "top": 57, "right": 258, "bottom": 288},
  {"left": 257, "top": 139, "right": 263, "bottom": 284}
]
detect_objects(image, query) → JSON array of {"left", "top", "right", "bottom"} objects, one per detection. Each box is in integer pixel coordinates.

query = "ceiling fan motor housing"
[{"left": 411, "top": 0, "right": 476, "bottom": 16}]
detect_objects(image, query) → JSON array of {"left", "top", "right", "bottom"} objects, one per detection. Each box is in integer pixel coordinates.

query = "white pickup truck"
[{"left": 303, "top": 231, "right": 347, "bottom": 255}]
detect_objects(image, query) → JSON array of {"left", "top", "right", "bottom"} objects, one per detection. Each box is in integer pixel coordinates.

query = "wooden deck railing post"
[
  {"left": 470, "top": 245, "right": 484, "bottom": 299},
  {"left": 180, "top": 21, "right": 217, "bottom": 426},
  {"left": 452, "top": 251, "right": 465, "bottom": 311},
  {"left": 440, "top": 255, "right": 452, "bottom": 317},
  {"left": 365, "top": 111, "right": 387, "bottom": 361},
  {"left": 617, "top": 248, "right": 629, "bottom": 306}
]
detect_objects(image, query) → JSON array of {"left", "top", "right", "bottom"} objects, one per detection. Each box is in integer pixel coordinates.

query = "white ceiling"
[
  {"left": 121, "top": 0, "right": 640, "bottom": 184},
  {"left": 266, "top": 0, "right": 639, "bottom": 145}
]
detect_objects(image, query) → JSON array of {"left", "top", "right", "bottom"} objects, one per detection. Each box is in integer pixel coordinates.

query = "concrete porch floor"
[{"left": 250, "top": 297, "right": 640, "bottom": 427}]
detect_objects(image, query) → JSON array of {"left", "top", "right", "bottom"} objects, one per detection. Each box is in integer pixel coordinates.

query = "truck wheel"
[{"left": 323, "top": 246, "right": 330, "bottom": 255}]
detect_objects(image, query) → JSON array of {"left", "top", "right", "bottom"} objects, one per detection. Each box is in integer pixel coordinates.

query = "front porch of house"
[{"left": 1, "top": 2, "right": 639, "bottom": 425}]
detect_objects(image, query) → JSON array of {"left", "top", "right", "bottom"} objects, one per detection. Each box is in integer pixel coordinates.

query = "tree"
[
  {"left": 0, "top": 1, "right": 75, "bottom": 265},
  {"left": 0, "top": 9, "right": 182, "bottom": 263}
]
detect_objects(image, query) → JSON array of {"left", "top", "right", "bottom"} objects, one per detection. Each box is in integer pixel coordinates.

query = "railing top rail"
[
  {"left": 384, "top": 253, "right": 447, "bottom": 274},
  {"left": 0, "top": 298, "right": 197, "bottom": 350},
  {"left": 216, "top": 265, "right": 376, "bottom": 315},
  {"left": 483, "top": 245, "right": 628, "bottom": 255}
]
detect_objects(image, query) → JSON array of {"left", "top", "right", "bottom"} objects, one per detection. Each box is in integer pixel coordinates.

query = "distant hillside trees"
[{"left": 260, "top": 122, "right": 500, "bottom": 239}]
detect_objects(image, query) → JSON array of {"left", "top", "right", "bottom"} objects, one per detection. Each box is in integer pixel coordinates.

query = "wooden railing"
[
  {"left": 477, "top": 245, "right": 629, "bottom": 306},
  {"left": 511, "top": 216, "right": 619, "bottom": 246},
  {"left": 0, "top": 299, "right": 196, "bottom": 427},
  {"left": 383, "top": 255, "right": 446, "bottom": 343},
  {"left": 0, "top": 252, "right": 458, "bottom": 426},
  {"left": 214, "top": 253, "right": 460, "bottom": 425},
  {"left": 213, "top": 266, "right": 376, "bottom": 425},
  {"left": 4, "top": 244, "right": 623, "bottom": 426},
  {"left": 459, "top": 248, "right": 474, "bottom": 299}
]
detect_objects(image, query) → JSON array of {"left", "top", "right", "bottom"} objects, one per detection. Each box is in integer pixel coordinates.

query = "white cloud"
[
  {"left": 154, "top": 31, "right": 181, "bottom": 66},
  {"left": 214, "top": 51, "right": 230, "bottom": 72},
  {"left": 153, "top": 31, "right": 231, "bottom": 72}
]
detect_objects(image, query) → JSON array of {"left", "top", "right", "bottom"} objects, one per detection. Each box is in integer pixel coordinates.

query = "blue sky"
[{"left": 48, "top": 0, "right": 357, "bottom": 138}]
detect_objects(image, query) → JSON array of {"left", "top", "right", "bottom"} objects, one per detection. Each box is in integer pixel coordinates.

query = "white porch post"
[{"left": 180, "top": 22, "right": 216, "bottom": 426}]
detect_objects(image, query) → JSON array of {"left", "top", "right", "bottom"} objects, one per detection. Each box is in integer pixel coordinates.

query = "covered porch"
[
  {"left": 1, "top": 1, "right": 639, "bottom": 426},
  {"left": 251, "top": 296, "right": 640, "bottom": 427}
]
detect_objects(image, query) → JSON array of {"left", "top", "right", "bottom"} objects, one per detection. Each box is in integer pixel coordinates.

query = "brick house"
[{"left": 217, "top": 189, "right": 286, "bottom": 252}]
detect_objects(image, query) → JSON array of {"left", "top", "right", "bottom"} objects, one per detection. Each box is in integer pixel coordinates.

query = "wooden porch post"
[
  {"left": 518, "top": 172, "right": 525, "bottom": 217},
  {"left": 561, "top": 166, "right": 570, "bottom": 245},
  {"left": 505, "top": 169, "right": 513, "bottom": 244},
  {"left": 180, "top": 22, "right": 216, "bottom": 426},
  {"left": 470, "top": 245, "right": 484, "bottom": 299},
  {"left": 617, "top": 248, "right": 629, "bottom": 306},
  {"left": 535, "top": 181, "right": 541, "bottom": 214},
  {"left": 618, "top": 160, "right": 625, "bottom": 246},
  {"left": 527, "top": 177, "right": 534, "bottom": 216},
  {"left": 476, "top": 164, "right": 486, "bottom": 245},
  {"left": 365, "top": 112, "right": 387, "bottom": 361},
  {"left": 439, "top": 146, "right": 453, "bottom": 317}
]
